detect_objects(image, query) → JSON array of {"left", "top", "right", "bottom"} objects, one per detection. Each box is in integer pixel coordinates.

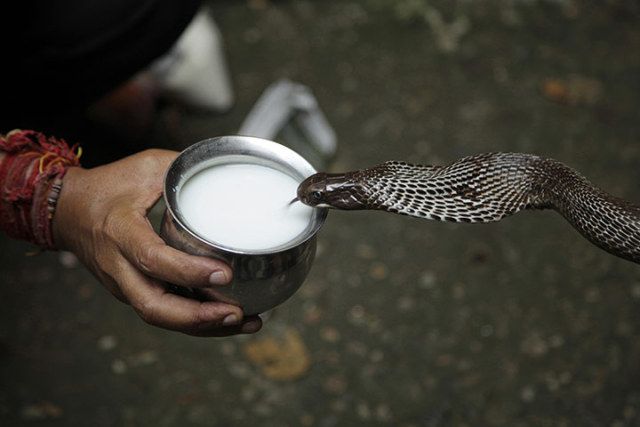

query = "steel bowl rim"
[{"left": 163, "top": 136, "right": 328, "bottom": 256}]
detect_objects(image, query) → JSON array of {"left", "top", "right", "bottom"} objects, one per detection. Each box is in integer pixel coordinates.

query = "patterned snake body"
[{"left": 296, "top": 153, "right": 640, "bottom": 264}]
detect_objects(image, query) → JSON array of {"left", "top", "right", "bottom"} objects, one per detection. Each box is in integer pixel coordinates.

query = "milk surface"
[{"left": 179, "top": 163, "right": 314, "bottom": 251}]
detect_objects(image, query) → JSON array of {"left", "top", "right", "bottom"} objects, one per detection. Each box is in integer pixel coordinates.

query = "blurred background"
[{"left": 2, "top": 0, "right": 640, "bottom": 425}]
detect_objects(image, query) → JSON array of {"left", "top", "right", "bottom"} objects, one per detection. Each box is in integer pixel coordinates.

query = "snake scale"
[{"left": 296, "top": 153, "right": 640, "bottom": 264}]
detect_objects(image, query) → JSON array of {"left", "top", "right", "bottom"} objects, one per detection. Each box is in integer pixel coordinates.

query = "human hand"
[{"left": 52, "top": 149, "right": 262, "bottom": 336}]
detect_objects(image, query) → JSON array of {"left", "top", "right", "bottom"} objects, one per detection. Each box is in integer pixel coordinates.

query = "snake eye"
[{"left": 311, "top": 191, "right": 323, "bottom": 201}]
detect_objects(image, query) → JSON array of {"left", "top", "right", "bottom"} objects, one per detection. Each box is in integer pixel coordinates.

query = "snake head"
[{"left": 296, "top": 172, "right": 367, "bottom": 210}]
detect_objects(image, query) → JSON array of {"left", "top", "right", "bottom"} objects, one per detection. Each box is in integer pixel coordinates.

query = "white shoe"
[{"left": 150, "top": 7, "right": 234, "bottom": 112}]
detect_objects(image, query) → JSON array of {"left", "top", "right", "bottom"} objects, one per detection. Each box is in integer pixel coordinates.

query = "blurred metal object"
[
  {"left": 239, "top": 79, "right": 337, "bottom": 170},
  {"left": 160, "top": 136, "right": 327, "bottom": 315}
]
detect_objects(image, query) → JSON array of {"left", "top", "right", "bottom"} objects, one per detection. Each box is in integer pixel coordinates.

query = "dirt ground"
[{"left": 2, "top": 1, "right": 640, "bottom": 426}]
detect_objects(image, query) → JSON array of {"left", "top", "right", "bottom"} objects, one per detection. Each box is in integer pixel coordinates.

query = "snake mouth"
[{"left": 289, "top": 196, "right": 330, "bottom": 209}]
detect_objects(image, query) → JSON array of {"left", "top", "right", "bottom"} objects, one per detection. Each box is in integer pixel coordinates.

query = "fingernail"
[
  {"left": 209, "top": 270, "right": 228, "bottom": 285},
  {"left": 222, "top": 314, "right": 239, "bottom": 326}
]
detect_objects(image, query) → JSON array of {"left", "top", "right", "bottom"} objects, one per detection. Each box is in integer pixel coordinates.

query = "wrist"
[{"left": 52, "top": 166, "right": 86, "bottom": 251}]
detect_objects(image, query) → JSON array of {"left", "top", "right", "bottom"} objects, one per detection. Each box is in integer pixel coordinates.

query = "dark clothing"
[{"left": 1, "top": 0, "right": 201, "bottom": 129}]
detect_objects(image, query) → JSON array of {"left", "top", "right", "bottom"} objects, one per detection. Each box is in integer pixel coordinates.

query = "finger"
[
  {"left": 118, "top": 262, "right": 258, "bottom": 336},
  {"left": 134, "top": 148, "right": 178, "bottom": 171},
  {"left": 95, "top": 269, "right": 129, "bottom": 304},
  {"left": 117, "top": 213, "right": 233, "bottom": 287},
  {"left": 190, "top": 315, "right": 263, "bottom": 337}
]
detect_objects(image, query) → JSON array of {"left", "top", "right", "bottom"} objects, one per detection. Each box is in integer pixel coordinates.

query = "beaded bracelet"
[{"left": 0, "top": 130, "right": 82, "bottom": 249}]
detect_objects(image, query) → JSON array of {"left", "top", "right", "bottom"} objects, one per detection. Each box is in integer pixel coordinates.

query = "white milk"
[{"left": 178, "top": 163, "right": 314, "bottom": 251}]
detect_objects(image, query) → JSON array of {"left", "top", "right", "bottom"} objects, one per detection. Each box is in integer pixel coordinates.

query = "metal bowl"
[{"left": 160, "top": 136, "right": 327, "bottom": 315}]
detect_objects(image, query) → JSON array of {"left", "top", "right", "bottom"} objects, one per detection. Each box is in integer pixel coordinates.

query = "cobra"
[{"left": 296, "top": 152, "right": 640, "bottom": 264}]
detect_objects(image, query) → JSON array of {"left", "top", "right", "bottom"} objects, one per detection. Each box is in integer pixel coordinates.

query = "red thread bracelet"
[{"left": 0, "top": 129, "right": 82, "bottom": 249}]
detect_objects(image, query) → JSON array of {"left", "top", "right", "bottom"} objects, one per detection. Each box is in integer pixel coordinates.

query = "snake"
[{"left": 294, "top": 152, "right": 640, "bottom": 264}]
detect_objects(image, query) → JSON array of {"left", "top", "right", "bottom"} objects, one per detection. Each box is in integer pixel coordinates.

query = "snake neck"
[
  {"left": 353, "top": 153, "right": 640, "bottom": 263},
  {"left": 354, "top": 153, "right": 549, "bottom": 221}
]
